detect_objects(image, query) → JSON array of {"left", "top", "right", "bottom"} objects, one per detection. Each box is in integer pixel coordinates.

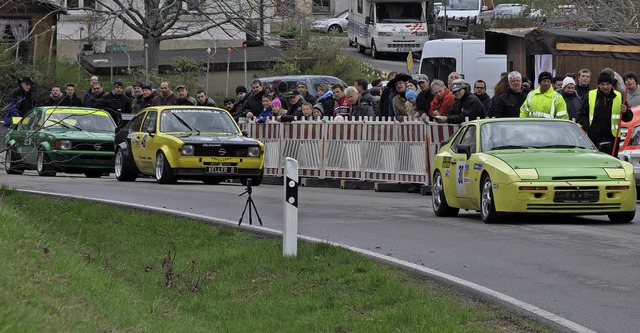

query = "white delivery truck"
[
  {"left": 436, "top": 0, "right": 494, "bottom": 31},
  {"left": 348, "top": 0, "right": 430, "bottom": 59},
  {"left": 418, "top": 38, "right": 506, "bottom": 96}
]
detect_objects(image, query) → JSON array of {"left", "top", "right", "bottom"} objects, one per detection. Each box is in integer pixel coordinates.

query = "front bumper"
[
  {"left": 373, "top": 36, "right": 428, "bottom": 53},
  {"left": 493, "top": 180, "right": 637, "bottom": 214},
  {"left": 50, "top": 150, "right": 115, "bottom": 169}
]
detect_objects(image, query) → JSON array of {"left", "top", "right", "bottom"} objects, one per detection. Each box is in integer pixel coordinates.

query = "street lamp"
[{"left": 206, "top": 47, "right": 211, "bottom": 94}]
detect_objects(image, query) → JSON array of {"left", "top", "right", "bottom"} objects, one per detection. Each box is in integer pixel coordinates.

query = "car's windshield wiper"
[
  {"left": 171, "top": 113, "right": 200, "bottom": 135},
  {"left": 534, "top": 144, "right": 584, "bottom": 149},
  {"left": 491, "top": 145, "right": 530, "bottom": 150},
  {"left": 47, "top": 119, "right": 83, "bottom": 131}
]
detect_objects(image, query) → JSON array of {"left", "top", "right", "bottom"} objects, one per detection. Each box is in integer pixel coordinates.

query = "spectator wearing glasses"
[{"left": 473, "top": 80, "right": 491, "bottom": 111}]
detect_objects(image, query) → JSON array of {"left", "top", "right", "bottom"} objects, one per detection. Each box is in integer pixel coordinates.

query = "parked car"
[
  {"left": 114, "top": 106, "right": 264, "bottom": 185},
  {"left": 311, "top": 10, "right": 349, "bottom": 34},
  {"left": 257, "top": 75, "right": 347, "bottom": 98},
  {"left": 431, "top": 118, "right": 636, "bottom": 223},
  {"left": 4, "top": 106, "right": 116, "bottom": 177},
  {"left": 493, "top": 3, "right": 531, "bottom": 19}
]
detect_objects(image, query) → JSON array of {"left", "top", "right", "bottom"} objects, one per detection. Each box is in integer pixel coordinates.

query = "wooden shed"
[
  {"left": 0, "top": 0, "right": 65, "bottom": 62},
  {"left": 485, "top": 28, "right": 640, "bottom": 86}
]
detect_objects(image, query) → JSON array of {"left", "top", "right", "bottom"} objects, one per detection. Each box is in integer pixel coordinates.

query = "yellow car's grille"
[{"left": 194, "top": 145, "right": 251, "bottom": 157}]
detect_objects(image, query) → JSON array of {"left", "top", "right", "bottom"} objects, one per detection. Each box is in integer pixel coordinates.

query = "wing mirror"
[
  {"left": 458, "top": 144, "right": 472, "bottom": 159},
  {"left": 598, "top": 142, "right": 613, "bottom": 154}
]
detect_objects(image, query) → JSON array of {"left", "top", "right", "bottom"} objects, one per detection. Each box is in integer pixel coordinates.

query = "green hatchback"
[{"left": 4, "top": 106, "right": 116, "bottom": 177}]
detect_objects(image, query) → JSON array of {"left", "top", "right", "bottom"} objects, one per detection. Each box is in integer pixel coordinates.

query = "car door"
[
  {"left": 131, "top": 110, "right": 158, "bottom": 174},
  {"left": 449, "top": 124, "right": 479, "bottom": 204},
  {"left": 15, "top": 109, "right": 43, "bottom": 166}
]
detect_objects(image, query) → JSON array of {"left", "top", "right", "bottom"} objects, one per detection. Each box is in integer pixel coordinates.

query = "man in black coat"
[
  {"left": 58, "top": 83, "right": 83, "bottom": 107},
  {"left": 492, "top": 71, "right": 531, "bottom": 118},
  {"left": 242, "top": 79, "right": 266, "bottom": 115},
  {"left": 434, "top": 80, "right": 485, "bottom": 124},
  {"left": 101, "top": 81, "right": 132, "bottom": 125},
  {"left": 415, "top": 74, "right": 434, "bottom": 121}
]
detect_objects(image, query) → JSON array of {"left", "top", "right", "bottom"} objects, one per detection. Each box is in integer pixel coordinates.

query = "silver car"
[{"left": 311, "top": 10, "right": 349, "bottom": 34}]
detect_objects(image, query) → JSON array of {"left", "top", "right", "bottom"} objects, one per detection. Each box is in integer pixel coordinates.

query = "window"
[
  {"left": 142, "top": 112, "right": 157, "bottom": 133},
  {"left": 357, "top": 0, "right": 363, "bottom": 14},
  {"left": 312, "top": 0, "right": 330, "bottom": 13},
  {"left": 65, "top": 0, "right": 95, "bottom": 10},
  {"left": 451, "top": 125, "right": 476, "bottom": 153}
]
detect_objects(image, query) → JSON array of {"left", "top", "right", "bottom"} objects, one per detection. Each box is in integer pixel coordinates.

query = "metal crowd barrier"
[{"left": 239, "top": 118, "right": 461, "bottom": 186}]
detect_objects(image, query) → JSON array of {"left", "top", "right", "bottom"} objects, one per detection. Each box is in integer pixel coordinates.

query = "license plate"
[
  {"left": 553, "top": 190, "right": 599, "bottom": 202},
  {"left": 205, "top": 166, "right": 236, "bottom": 174}
]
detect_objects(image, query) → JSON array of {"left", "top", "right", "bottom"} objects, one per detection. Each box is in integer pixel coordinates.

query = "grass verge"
[{"left": 0, "top": 188, "right": 551, "bottom": 332}]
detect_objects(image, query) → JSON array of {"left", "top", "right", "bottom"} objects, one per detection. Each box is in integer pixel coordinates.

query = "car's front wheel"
[
  {"left": 608, "top": 212, "right": 635, "bottom": 223},
  {"left": 371, "top": 40, "right": 380, "bottom": 59},
  {"left": 36, "top": 150, "right": 56, "bottom": 177},
  {"left": 115, "top": 148, "right": 137, "bottom": 182},
  {"left": 480, "top": 174, "right": 500, "bottom": 223},
  {"left": 432, "top": 170, "right": 459, "bottom": 217},
  {"left": 5, "top": 149, "right": 25, "bottom": 175},
  {"left": 155, "top": 151, "right": 177, "bottom": 184}
]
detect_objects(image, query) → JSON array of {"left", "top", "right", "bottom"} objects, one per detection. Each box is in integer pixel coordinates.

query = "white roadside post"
[{"left": 283, "top": 157, "right": 299, "bottom": 257}]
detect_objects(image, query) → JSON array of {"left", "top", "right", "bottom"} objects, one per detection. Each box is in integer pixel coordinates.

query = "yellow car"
[
  {"left": 431, "top": 118, "right": 636, "bottom": 223},
  {"left": 114, "top": 106, "right": 264, "bottom": 185}
]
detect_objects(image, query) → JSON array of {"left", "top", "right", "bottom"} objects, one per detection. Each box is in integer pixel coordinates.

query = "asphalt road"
[{"left": 2, "top": 171, "right": 640, "bottom": 333}]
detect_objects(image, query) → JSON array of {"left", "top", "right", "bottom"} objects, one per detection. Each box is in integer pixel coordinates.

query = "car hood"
[
  {"left": 170, "top": 134, "right": 260, "bottom": 145},
  {"left": 488, "top": 150, "right": 624, "bottom": 179},
  {"left": 50, "top": 130, "right": 114, "bottom": 141}
]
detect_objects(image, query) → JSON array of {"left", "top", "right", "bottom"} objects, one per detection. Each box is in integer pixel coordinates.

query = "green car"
[{"left": 4, "top": 106, "right": 116, "bottom": 177}]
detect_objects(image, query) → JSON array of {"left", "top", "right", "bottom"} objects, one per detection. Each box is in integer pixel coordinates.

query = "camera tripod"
[{"left": 238, "top": 179, "right": 263, "bottom": 226}]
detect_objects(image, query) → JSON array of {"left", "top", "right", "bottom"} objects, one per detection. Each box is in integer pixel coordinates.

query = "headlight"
[
  {"left": 181, "top": 145, "right": 194, "bottom": 156},
  {"left": 378, "top": 32, "right": 392, "bottom": 37},
  {"left": 247, "top": 146, "right": 261, "bottom": 157},
  {"left": 56, "top": 140, "right": 72, "bottom": 150}
]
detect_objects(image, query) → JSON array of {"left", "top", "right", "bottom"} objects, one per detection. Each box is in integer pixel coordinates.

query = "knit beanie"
[
  {"left": 405, "top": 89, "right": 417, "bottom": 100},
  {"left": 235, "top": 85, "right": 248, "bottom": 94},
  {"left": 597, "top": 72, "right": 613, "bottom": 85},
  {"left": 271, "top": 98, "right": 282, "bottom": 108},
  {"left": 538, "top": 71, "right": 552, "bottom": 83},
  {"left": 561, "top": 77, "right": 575, "bottom": 89}
]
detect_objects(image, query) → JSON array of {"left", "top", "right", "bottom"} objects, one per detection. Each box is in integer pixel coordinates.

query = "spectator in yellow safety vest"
[{"left": 520, "top": 71, "right": 568, "bottom": 119}]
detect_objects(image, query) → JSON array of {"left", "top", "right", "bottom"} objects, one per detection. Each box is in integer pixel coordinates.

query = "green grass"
[{"left": 0, "top": 188, "right": 551, "bottom": 332}]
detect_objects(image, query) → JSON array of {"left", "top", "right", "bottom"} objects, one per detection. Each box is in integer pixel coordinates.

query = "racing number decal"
[{"left": 456, "top": 161, "right": 466, "bottom": 195}]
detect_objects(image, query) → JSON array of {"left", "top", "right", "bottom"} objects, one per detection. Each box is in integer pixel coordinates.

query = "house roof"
[{"left": 486, "top": 28, "right": 640, "bottom": 60}]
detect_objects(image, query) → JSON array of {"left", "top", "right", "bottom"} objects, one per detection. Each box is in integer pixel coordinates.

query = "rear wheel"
[
  {"left": 114, "top": 148, "right": 137, "bottom": 181},
  {"left": 36, "top": 150, "right": 56, "bottom": 177},
  {"left": 357, "top": 43, "right": 365, "bottom": 54},
  {"left": 155, "top": 151, "right": 177, "bottom": 184},
  {"left": 327, "top": 24, "right": 342, "bottom": 33},
  {"left": 4, "top": 149, "right": 25, "bottom": 175},
  {"left": 608, "top": 212, "right": 635, "bottom": 223},
  {"left": 480, "top": 174, "right": 500, "bottom": 223},
  {"left": 432, "top": 170, "right": 459, "bottom": 217}
]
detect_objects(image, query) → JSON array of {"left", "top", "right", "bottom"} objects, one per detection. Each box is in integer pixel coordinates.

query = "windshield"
[
  {"left": 377, "top": 3, "right": 424, "bottom": 23},
  {"left": 480, "top": 121, "right": 596, "bottom": 151},
  {"left": 160, "top": 109, "right": 239, "bottom": 134},
  {"left": 43, "top": 111, "right": 115, "bottom": 131},
  {"left": 445, "top": 0, "right": 480, "bottom": 10}
]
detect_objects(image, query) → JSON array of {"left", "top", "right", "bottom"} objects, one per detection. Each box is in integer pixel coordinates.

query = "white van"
[
  {"left": 418, "top": 39, "right": 506, "bottom": 96},
  {"left": 348, "top": 0, "right": 430, "bottom": 59}
]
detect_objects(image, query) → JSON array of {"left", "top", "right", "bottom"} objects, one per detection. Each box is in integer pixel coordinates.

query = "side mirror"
[
  {"left": 458, "top": 144, "right": 472, "bottom": 159},
  {"left": 146, "top": 124, "right": 156, "bottom": 136},
  {"left": 365, "top": 16, "right": 371, "bottom": 25},
  {"left": 241, "top": 130, "right": 249, "bottom": 137},
  {"left": 598, "top": 142, "right": 613, "bottom": 154}
]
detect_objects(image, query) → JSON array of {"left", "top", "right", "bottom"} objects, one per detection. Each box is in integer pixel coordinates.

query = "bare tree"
[{"left": 85, "top": 0, "right": 275, "bottom": 73}]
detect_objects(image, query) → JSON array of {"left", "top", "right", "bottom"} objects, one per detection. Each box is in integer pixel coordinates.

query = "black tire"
[
  {"left": 83, "top": 170, "right": 103, "bottom": 178},
  {"left": 357, "top": 43, "right": 365, "bottom": 54},
  {"left": 155, "top": 151, "right": 177, "bottom": 184},
  {"left": 114, "top": 148, "right": 137, "bottom": 182},
  {"left": 202, "top": 177, "right": 221, "bottom": 185},
  {"left": 36, "top": 150, "right": 56, "bottom": 177},
  {"left": 480, "top": 174, "right": 500, "bottom": 223},
  {"left": 608, "top": 212, "right": 635, "bottom": 223},
  {"left": 4, "top": 149, "right": 25, "bottom": 175},
  {"left": 432, "top": 170, "right": 459, "bottom": 217},
  {"left": 327, "top": 24, "right": 342, "bottom": 33},
  {"left": 371, "top": 40, "right": 380, "bottom": 59}
]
